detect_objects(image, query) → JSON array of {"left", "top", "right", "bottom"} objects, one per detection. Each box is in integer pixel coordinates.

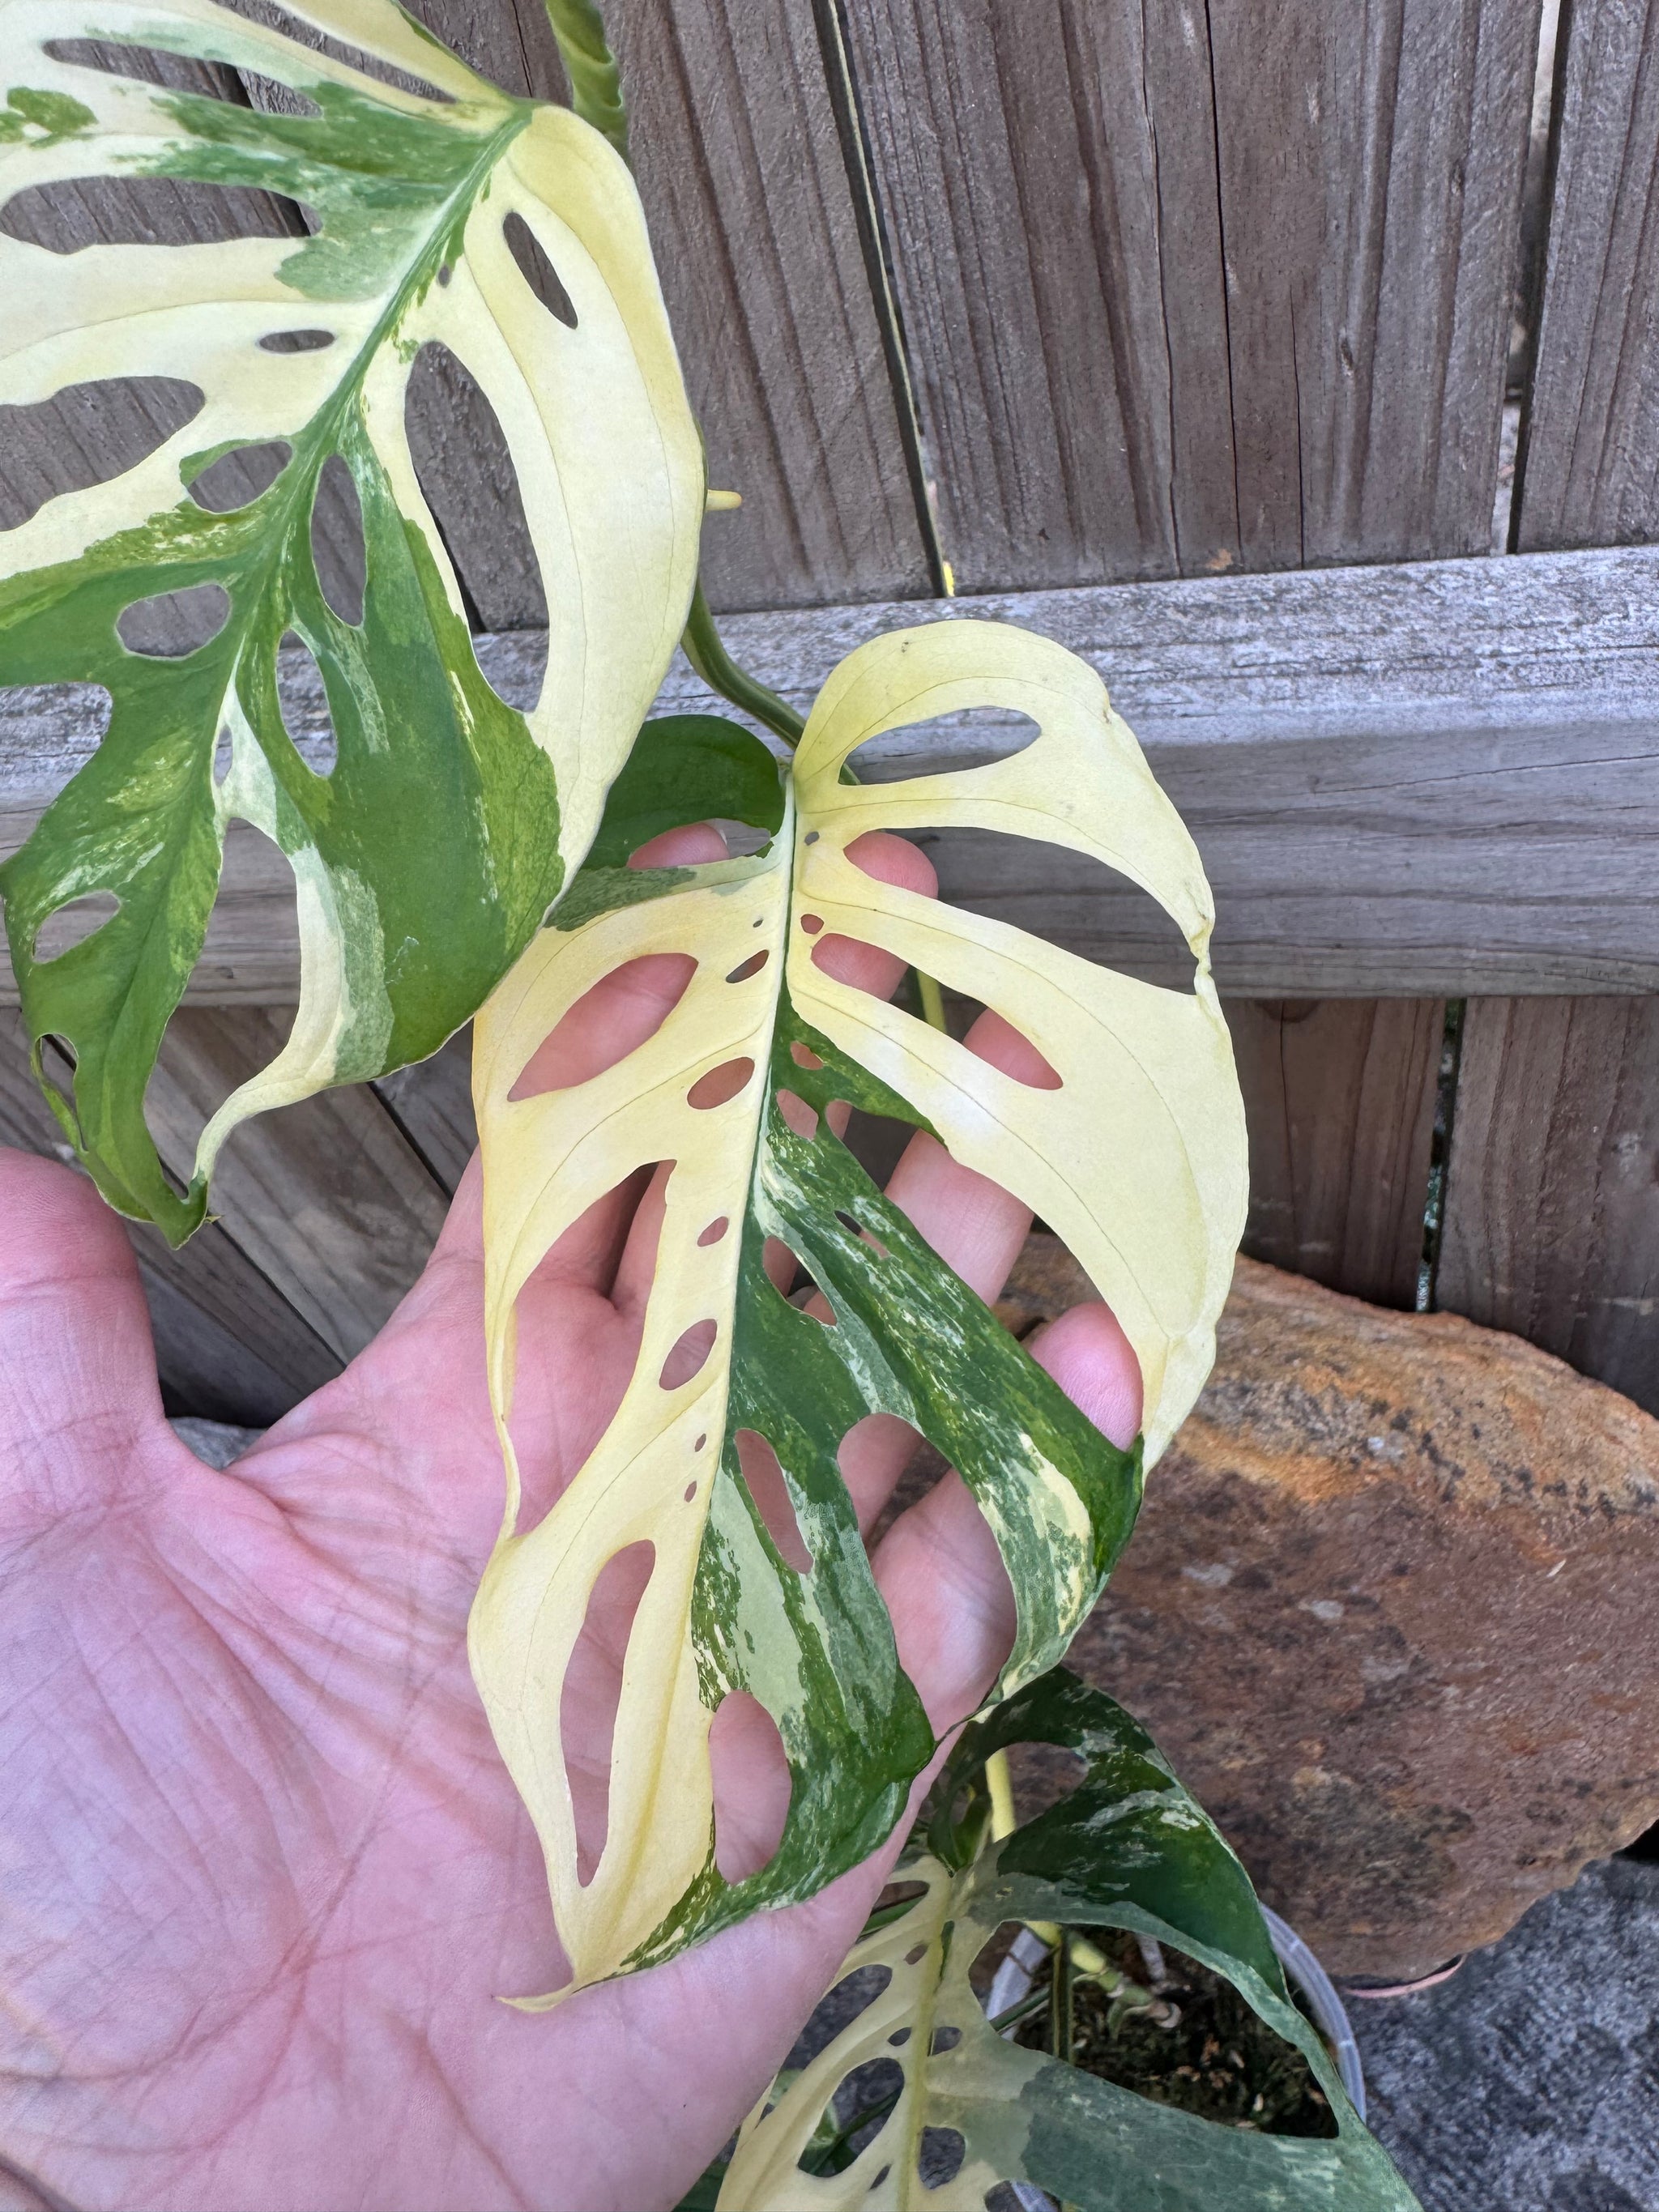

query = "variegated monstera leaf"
[
  {"left": 0, "top": 0, "right": 702, "bottom": 1242},
  {"left": 709, "top": 1672, "right": 1418, "bottom": 2212},
  {"left": 470, "top": 621, "right": 1250, "bottom": 2001}
]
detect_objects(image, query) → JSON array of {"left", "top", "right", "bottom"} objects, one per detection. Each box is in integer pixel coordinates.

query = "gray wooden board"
[
  {"left": 7, "top": 543, "right": 1659, "bottom": 998},
  {"left": 841, "top": 0, "right": 1542, "bottom": 592},
  {"left": 0, "top": 1009, "right": 339, "bottom": 1425},
  {"left": 1439, "top": 995, "right": 1659, "bottom": 1415},
  {"left": 1515, "top": 0, "right": 1659, "bottom": 552},
  {"left": 373, "top": 1027, "right": 477, "bottom": 1196}
]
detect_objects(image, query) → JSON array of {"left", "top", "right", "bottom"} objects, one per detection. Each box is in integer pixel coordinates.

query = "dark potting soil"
[{"left": 1009, "top": 1929, "right": 1337, "bottom": 2138}]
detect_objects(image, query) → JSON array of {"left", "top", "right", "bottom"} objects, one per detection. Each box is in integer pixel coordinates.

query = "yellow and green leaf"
[
  {"left": 469, "top": 620, "right": 1249, "bottom": 2001},
  {"left": 0, "top": 0, "right": 703, "bottom": 1242},
  {"left": 706, "top": 1669, "right": 1420, "bottom": 2212}
]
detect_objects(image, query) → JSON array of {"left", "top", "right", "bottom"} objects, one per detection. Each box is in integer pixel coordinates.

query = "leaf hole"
[
  {"left": 2, "top": 177, "right": 305, "bottom": 252},
  {"left": 405, "top": 340, "right": 548, "bottom": 655},
  {"left": 503, "top": 210, "right": 578, "bottom": 326},
  {"left": 510, "top": 954, "right": 697, "bottom": 1100},
  {"left": 117, "top": 583, "right": 230, "bottom": 658},
  {"left": 799, "top": 913, "right": 824, "bottom": 936},
  {"left": 798, "top": 2058, "right": 904, "bottom": 2176},
  {"left": 560, "top": 1541, "right": 655, "bottom": 1886},
  {"left": 659, "top": 1319, "right": 717, "bottom": 1392},
  {"left": 688, "top": 1057, "right": 755, "bottom": 1110},
  {"left": 774, "top": 1087, "right": 819, "bottom": 1140},
  {"left": 846, "top": 706, "right": 1039, "bottom": 783},
  {"left": 31, "top": 892, "right": 118, "bottom": 964},
  {"left": 186, "top": 439, "right": 292, "bottom": 514},
  {"left": 43, "top": 37, "right": 239, "bottom": 97},
  {"left": 919, "top": 2129, "right": 966, "bottom": 2189},
  {"left": 725, "top": 948, "right": 770, "bottom": 983},
  {"left": 917, "top": 825, "right": 1199, "bottom": 995},
  {"left": 834, "top": 1208, "right": 890, "bottom": 1259},
  {"left": 790, "top": 1040, "right": 824, "bottom": 1071},
  {"left": 889, "top": 2028, "right": 911, "bottom": 2046},
  {"left": 695, "top": 1432, "right": 708, "bottom": 1451},
  {"left": 276, "top": 632, "right": 336, "bottom": 774},
  {"left": 0, "top": 379, "right": 204, "bottom": 531},
  {"left": 905, "top": 1943, "right": 928, "bottom": 1967},
  {"left": 930, "top": 2027, "right": 962, "bottom": 2055},
  {"left": 841, "top": 1107, "right": 923, "bottom": 1191},
  {"left": 684, "top": 1481, "right": 697, "bottom": 1502},
  {"left": 735, "top": 1430, "right": 813, "bottom": 1574},
  {"left": 312, "top": 453, "right": 365, "bottom": 626},
  {"left": 225, "top": 2, "right": 456, "bottom": 103},
  {"left": 258, "top": 328, "right": 336, "bottom": 354},
  {"left": 804, "top": 829, "right": 821, "bottom": 845},
  {"left": 710, "top": 1690, "right": 791, "bottom": 1882},
  {"left": 697, "top": 1216, "right": 730, "bottom": 1247},
  {"left": 212, "top": 727, "right": 233, "bottom": 786},
  {"left": 788, "top": 1965, "right": 894, "bottom": 2075}
]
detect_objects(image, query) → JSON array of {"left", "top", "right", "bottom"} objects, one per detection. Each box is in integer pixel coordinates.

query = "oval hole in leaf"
[
  {"left": 903, "top": 826, "right": 1198, "bottom": 995},
  {"left": 710, "top": 1690, "right": 791, "bottom": 1882},
  {"left": 697, "top": 1215, "right": 729, "bottom": 1247},
  {"left": 186, "top": 439, "right": 292, "bottom": 514},
  {"left": 775, "top": 1087, "right": 818, "bottom": 1139},
  {"left": 117, "top": 583, "right": 230, "bottom": 658},
  {"left": 845, "top": 706, "right": 1039, "bottom": 784},
  {"left": 32, "top": 890, "right": 118, "bottom": 964},
  {"left": 659, "top": 1318, "right": 716, "bottom": 1391},
  {"left": 811, "top": 937, "right": 1064, "bottom": 1088},
  {"left": 44, "top": 38, "right": 239, "bottom": 94},
  {"left": 2, "top": 178, "right": 305, "bottom": 252},
  {"left": 560, "top": 1541, "right": 655, "bottom": 1886},
  {"left": 790, "top": 1040, "right": 824, "bottom": 1072},
  {"left": 258, "top": 328, "right": 336, "bottom": 354},
  {"left": 0, "top": 378, "right": 203, "bottom": 531},
  {"left": 734, "top": 1430, "right": 813, "bottom": 1574},
  {"left": 510, "top": 953, "right": 697, "bottom": 1100},
  {"left": 277, "top": 632, "right": 336, "bottom": 774},
  {"left": 212, "top": 727, "right": 233, "bottom": 786},
  {"left": 404, "top": 341, "right": 548, "bottom": 671},
  {"left": 797, "top": 2057, "right": 904, "bottom": 2176},
  {"left": 312, "top": 454, "right": 365, "bottom": 626},
  {"left": 918, "top": 2126, "right": 965, "bottom": 2187},
  {"left": 688, "top": 1057, "right": 754, "bottom": 1110},
  {"left": 503, "top": 210, "right": 578, "bottom": 326},
  {"left": 726, "top": 948, "right": 770, "bottom": 983}
]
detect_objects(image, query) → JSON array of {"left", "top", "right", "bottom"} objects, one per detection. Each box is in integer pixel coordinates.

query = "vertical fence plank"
[
  {"left": 1439, "top": 997, "right": 1659, "bottom": 1415},
  {"left": 1226, "top": 999, "right": 1443, "bottom": 1310},
  {"left": 842, "top": 0, "right": 1541, "bottom": 592},
  {"left": 1513, "top": 0, "right": 1659, "bottom": 551},
  {"left": 401, "top": 0, "right": 930, "bottom": 616}
]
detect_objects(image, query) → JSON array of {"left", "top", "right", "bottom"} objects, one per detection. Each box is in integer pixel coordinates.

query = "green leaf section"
[
  {"left": 0, "top": 32, "right": 563, "bottom": 1242},
  {"left": 709, "top": 1671, "right": 1421, "bottom": 2212}
]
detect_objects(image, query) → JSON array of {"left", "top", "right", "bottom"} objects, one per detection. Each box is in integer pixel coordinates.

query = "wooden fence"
[{"left": 2, "top": 0, "right": 1657, "bottom": 1430}]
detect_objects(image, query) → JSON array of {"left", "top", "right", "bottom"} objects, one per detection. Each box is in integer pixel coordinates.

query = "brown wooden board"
[
  {"left": 0, "top": 1009, "right": 339, "bottom": 1425},
  {"left": 1439, "top": 995, "right": 1659, "bottom": 1416},
  {"left": 1514, "top": 0, "right": 1659, "bottom": 551},
  {"left": 1226, "top": 999, "right": 1444, "bottom": 1311},
  {"left": 842, "top": 0, "right": 1542, "bottom": 592},
  {"left": 12, "top": 546, "right": 1658, "bottom": 1001},
  {"left": 143, "top": 1008, "right": 449, "bottom": 1360}
]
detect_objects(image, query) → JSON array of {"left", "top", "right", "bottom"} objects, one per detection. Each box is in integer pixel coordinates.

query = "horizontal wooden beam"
[{"left": 5, "top": 544, "right": 1659, "bottom": 999}]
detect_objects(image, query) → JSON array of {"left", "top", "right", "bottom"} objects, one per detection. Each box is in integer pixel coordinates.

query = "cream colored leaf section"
[
  {"left": 789, "top": 620, "right": 1247, "bottom": 1461},
  {"left": 470, "top": 843, "right": 791, "bottom": 2003}
]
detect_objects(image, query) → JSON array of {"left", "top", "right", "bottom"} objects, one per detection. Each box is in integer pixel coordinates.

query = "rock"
[{"left": 994, "top": 1240, "right": 1659, "bottom": 1981}]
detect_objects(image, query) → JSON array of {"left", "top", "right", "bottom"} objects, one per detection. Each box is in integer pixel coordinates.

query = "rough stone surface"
[
  {"left": 989, "top": 1242, "right": 1659, "bottom": 1980},
  {"left": 1356, "top": 1852, "right": 1659, "bottom": 2212}
]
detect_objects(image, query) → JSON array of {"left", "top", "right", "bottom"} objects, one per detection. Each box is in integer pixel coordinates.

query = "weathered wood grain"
[
  {"left": 1513, "top": 0, "right": 1659, "bottom": 551},
  {"left": 9, "top": 544, "right": 1657, "bottom": 999},
  {"left": 374, "top": 1029, "right": 477, "bottom": 1196},
  {"left": 371, "top": 0, "right": 932, "bottom": 618},
  {"left": 842, "top": 0, "right": 1541, "bottom": 591},
  {"left": 143, "top": 1008, "right": 449, "bottom": 1359},
  {"left": 0, "top": 1010, "right": 339, "bottom": 1425},
  {"left": 1226, "top": 999, "right": 1444, "bottom": 1311},
  {"left": 1439, "top": 995, "right": 1659, "bottom": 1414}
]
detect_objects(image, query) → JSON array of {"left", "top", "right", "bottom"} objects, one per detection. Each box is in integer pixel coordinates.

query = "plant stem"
[
  {"left": 541, "top": 0, "right": 629, "bottom": 160},
  {"left": 682, "top": 584, "right": 806, "bottom": 746}
]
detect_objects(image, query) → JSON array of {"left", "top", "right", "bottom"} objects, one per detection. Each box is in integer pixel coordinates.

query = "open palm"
[{"left": 0, "top": 831, "right": 1139, "bottom": 2212}]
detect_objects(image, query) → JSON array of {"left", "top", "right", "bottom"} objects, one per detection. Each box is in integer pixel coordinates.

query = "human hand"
[{"left": 0, "top": 829, "right": 1140, "bottom": 2212}]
